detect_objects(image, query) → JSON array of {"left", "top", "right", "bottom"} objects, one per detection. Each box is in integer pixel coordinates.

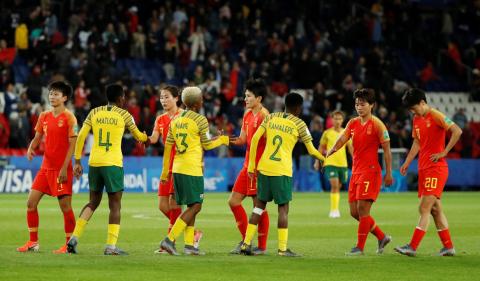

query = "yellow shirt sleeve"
[
  {"left": 74, "top": 113, "right": 92, "bottom": 160},
  {"left": 123, "top": 112, "right": 147, "bottom": 142},
  {"left": 247, "top": 125, "right": 266, "bottom": 173}
]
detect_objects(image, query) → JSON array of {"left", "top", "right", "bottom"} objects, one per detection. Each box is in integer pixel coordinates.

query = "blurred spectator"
[
  {"left": 452, "top": 108, "right": 468, "bottom": 129},
  {"left": 4, "top": 82, "right": 17, "bottom": 118}
]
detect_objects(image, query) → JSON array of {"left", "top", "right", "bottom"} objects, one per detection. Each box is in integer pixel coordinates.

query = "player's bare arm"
[
  {"left": 381, "top": 141, "right": 393, "bottom": 187},
  {"left": 27, "top": 132, "right": 43, "bottom": 161},
  {"left": 430, "top": 124, "right": 462, "bottom": 163},
  {"left": 229, "top": 130, "right": 247, "bottom": 146},
  {"left": 326, "top": 134, "right": 349, "bottom": 158},
  {"left": 58, "top": 136, "right": 77, "bottom": 183},
  {"left": 400, "top": 138, "right": 420, "bottom": 176}
]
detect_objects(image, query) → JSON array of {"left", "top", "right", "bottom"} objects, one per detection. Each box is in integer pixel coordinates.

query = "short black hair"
[
  {"left": 285, "top": 92, "right": 303, "bottom": 111},
  {"left": 245, "top": 78, "right": 267, "bottom": 101},
  {"left": 402, "top": 88, "right": 427, "bottom": 108},
  {"left": 161, "top": 85, "right": 182, "bottom": 107},
  {"left": 48, "top": 81, "right": 73, "bottom": 101},
  {"left": 106, "top": 84, "right": 125, "bottom": 103},
  {"left": 353, "top": 88, "right": 376, "bottom": 104}
]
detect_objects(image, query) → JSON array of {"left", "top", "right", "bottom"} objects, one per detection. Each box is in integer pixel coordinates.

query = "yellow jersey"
[
  {"left": 320, "top": 128, "right": 348, "bottom": 168},
  {"left": 74, "top": 105, "right": 147, "bottom": 167},
  {"left": 162, "top": 110, "right": 229, "bottom": 178},
  {"left": 249, "top": 112, "right": 314, "bottom": 177}
]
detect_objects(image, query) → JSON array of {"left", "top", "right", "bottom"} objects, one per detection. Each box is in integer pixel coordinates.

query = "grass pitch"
[{"left": 0, "top": 192, "right": 479, "bottom": 280}]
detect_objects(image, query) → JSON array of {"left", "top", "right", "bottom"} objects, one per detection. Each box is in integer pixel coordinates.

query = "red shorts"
[
  {"left": 232, "top": 167, "right": 258, "bottom": 196},
  {"left": 418, "top": 166, "right": 448, "bottom": 198},
  {"left": 348, "top": 172, "right": 382, "bottom": 203},
  {"left": 158, "top": 173, "right": 174, "bottom": 196},
  {"left": 32, "top": 167, "right": 73, "bottom": 197}
]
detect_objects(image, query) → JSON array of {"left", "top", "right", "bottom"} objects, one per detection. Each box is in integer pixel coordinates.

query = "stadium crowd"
[{"left": 0, "top": 0, "right": 479, "bottom": 158}]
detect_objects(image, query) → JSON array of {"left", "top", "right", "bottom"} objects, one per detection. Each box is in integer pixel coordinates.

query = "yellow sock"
[
  {"left": 72, "top": 218, "right": 88, "bottom": 238},
  {"left": 278, "top": 228, "right": 288, "bottom": 251},
  {"left": 331, "top": 192, "right": 340, "bottom": 211},
  {"left": 106, "top": 224, "right": 120, "bottom": 246},
  {"left": 184, "top": 226, "right": 195, "bottom": 246},
  {"left": 244, "top": 224, "right": 257, "bottom": 246},
  {"left": 167, "top": 218, "right": 187, "bottom": 241}
]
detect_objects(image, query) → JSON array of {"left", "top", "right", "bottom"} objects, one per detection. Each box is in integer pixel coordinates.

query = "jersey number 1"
[
  {"left": 269, "top": 135, "right": 283, "bottom": 161},
  {"left": 98, "top": 129, "right": 112, "bottom": 152}
]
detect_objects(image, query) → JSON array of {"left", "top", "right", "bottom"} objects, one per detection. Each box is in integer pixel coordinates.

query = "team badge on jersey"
[
  {"left": 426, "top": 119, "right": 431, "bottom": 128},
  {"left": 58, "top": 119, "right": 64, "bottom": 127}
]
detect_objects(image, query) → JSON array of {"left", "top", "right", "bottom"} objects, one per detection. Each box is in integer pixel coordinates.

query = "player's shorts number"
[
  {"left": 363, "top": 181, "right": 370, "bottom": 193},
  {"left": 425, "top": 177, "right": 438, "bottom": 189},
  {"left": 269, "top": 135, "right": 283, "bottom": 161},
  {"left": 175, "top": 133, "right": 188, "bottom": 153},
  {"left": 98, "top": 129, "right": 112, "bottom": 152}
]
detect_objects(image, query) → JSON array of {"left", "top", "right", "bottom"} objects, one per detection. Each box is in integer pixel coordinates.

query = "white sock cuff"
[{"left": 253, "top": 207, "right": 264, "bottom": 216}]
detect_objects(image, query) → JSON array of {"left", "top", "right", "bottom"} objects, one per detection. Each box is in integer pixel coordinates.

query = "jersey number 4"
[
  {"left": 269, "top": 135, "right": 283, "bottom": 161},
  {"left": 98, "top": 129, "right": 112, "bottom": 152}
]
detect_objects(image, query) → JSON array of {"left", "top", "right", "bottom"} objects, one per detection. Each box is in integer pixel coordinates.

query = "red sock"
[
  {"left": 27, "top": 210, "right": 39, "bottom": 242},
  {"left": 356, "top": 216, "right": 373, "bottom": 250},
  {"left": 409, "top": 227, "right": 426, "bottom": 250},
  {"left": 168, "top": 208, "right": 182, "bottom": 234},
  {"left": 257, "top": 211, "right": 269, "bottom": 250},
  {"left": 162, "top": 209, "right": 170, "bottom": 220},
  {"left": 438, "top": 229, "right": 453, "bottom": 249},
  {"left": 230, "top": 205, "right": 248, "bottom": 239},
  {"left": 63, "top": 209, "right": 76, "bottom": 244},
  {"left": 370, "top": 217, "right": 385, "bottom": 241}
]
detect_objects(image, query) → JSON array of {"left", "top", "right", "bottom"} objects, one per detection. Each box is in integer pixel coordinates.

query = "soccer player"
[
  {"left": 314, "top": 110, "right": 353, "bottom": 218},
  {"left": 229, "top": 79, "right": 270, "bottom": 255},
  {"left": 159, "top": 86, "right": 229, "bottom": 255},
  {"left": 326, "top": 88, "right": 393, "bottom": 255},
  {"left": 395, "top": 88, "right": 462, "bottom": 257},
  {"left": 149, "top": 85, "right": 184, "bottom": 253},
  {"left": 17, "top": 81, "right": 77, "bottom": 254},
  {"left": 67, "top": 84, "right": 149, "bottom": 255},
  {"left": 240, "top": 92, "right": 325, "bottom": 257}
]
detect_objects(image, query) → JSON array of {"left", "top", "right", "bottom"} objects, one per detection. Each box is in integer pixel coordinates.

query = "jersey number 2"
[
  {"left": 269, "top": 135, "right": 283, "bottom": 161},
  {"left": 98, "top": 129, "right": 112, "bottom": 152}
]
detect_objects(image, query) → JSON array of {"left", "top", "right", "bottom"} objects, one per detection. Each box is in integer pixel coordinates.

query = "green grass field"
[{"left": 1, "top": 192, "right": 479, "bottom": 280}]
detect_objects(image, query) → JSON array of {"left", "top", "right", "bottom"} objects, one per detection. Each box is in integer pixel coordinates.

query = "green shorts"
[
  {"left": 257, "top": 173, "right": 292, "bottom": 205},
  {"left": 88, "top": 166, "right": 124, "bottom": 193},
  {"left": 173, "top": 173, "right": 204, "bottom": 205},
  {"left": 324, "top": 166, "right": 349, "bottom": 184}
]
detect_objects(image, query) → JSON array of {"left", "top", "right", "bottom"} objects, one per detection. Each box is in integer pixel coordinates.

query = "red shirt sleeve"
[
  {"left": 34, "top": 112, "right": 45, "bottom": 134},
  {"left": 67, "top": 112, "right": 78, "bottom": 137},
  {"left": 374, "top": 118, "right": 390, "bottom": 143},
  {"left": 431, "top": 109, "right": 454, "bottom": 131}
]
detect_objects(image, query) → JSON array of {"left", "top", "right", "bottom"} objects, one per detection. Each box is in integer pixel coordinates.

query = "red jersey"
[
  {"left": 342, "top": 116, "right": 390, "bottom": 174},
  {"left": 412, "top": 108, "right": 453, "bottom": 170},
  {"left": 242, "top": 107, "right": 269, "bottom": 168},
  {"left": 35, "top": 109, "right": 78, "bottom": 170},
  {"left": 153, "top": 109, "right": 182, "bottom": 171}
]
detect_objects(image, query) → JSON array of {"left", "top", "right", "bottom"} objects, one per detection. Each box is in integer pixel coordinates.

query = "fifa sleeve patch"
[
  {"left": 444, "top": 116, "right": 453, "bottom": 126},
  {"left": 383, "top": 130, "right": 390, "bottom": 140},
  {"left": 73, "top": 124, "right": 79, "bottom": 134}
]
